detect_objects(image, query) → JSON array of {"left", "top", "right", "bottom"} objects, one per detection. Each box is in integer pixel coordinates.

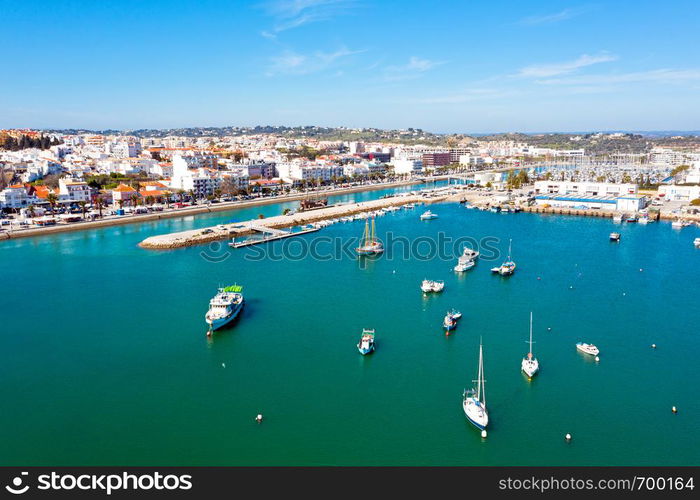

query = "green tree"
[
  {"left": 46, "top": 193, "right": 58, "bottom": 215},
  {"left": 78, "top": 200, "right": 88, "bottom": 219}
]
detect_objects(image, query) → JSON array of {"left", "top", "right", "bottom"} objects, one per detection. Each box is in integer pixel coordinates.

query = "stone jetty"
[{"left": 139, "top": 194, "right": 445, "bottom": 249}]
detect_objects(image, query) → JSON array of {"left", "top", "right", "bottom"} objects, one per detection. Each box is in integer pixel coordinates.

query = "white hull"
[
  {"left": 463, "top": 397, "right": 488, "bottom": 430},
  {"left": 521, "top": 358, "right": 539, "bottom": 378},
  {"left": 206, "top": 303, "right": 243, "bottom": 331},
  {"left": 576, "top": 343, "right": 599, "bottom": 356}
]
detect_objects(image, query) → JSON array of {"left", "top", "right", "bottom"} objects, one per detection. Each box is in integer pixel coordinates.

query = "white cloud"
[
  {"left": 411, "top": 88, "right": 517, "bottom": 104},
  {"left": 383, "top": 57, "right": 446, "bottom": 81},
  {"left": 266, "top": 47, "right": 364, "bottom": 76},
  {"left": 260, "top": 0, "right": 357, "bottom": 36},
  {"left": 516, "top": 53, "right": 618, "bottom": 78},
  {"left": 537, "top": 68, "right": 700, "bottom": 86},
  {"left": 519, "top": 7, "right": 587, "bottom": 25}
]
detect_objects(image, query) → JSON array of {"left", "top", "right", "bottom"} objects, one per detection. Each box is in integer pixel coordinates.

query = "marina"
[{"left": 1, "top": 193, "right": 699, "bottom": 466}]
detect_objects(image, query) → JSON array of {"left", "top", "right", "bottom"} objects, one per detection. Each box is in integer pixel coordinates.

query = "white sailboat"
[
  {"left": 521, "top": 312, "right": 539, "bottom": 379},
  {"left": 463, "top": 340, "right": 488, "bottom": 430}
]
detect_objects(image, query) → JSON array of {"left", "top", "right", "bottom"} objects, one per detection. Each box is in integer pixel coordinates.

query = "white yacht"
[
  {"left": 420, "top": 210, "right": 438, "bottom": 220},
  {"left": 491, "top": 239, "right": 516, "bottom": 276},
  {"left": 613, "top": 214, "right": 623, "bottom": 223},
  {"left": 463, "top": 341, "right": 488, "bottom": 431},
  {"left": 521, "top": 312, "right": 539, "bottom": 379},
  {"left": 455, "top": 246, "right": 479, "bottom": 272},
  {"left": 576, "top": 342, "right": 599, "bottom": 356},
  {"left": 205, "top": 285, "right": 244, "bottom": 334}
]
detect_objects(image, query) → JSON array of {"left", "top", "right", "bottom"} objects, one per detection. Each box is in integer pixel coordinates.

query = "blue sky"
[{"left": 1, "top": 0, "right": 699, "bottom": 133}]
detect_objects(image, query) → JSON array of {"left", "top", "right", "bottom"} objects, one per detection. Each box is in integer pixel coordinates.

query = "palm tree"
[
  {"left": 78, "top": 200, "right": 88, "bottom": 220},
  {"left": 46, "top": 193, "right": 58, "bottom": 215},
  {"left": 95, "top": 196, "right": 104, "bottom": 218},
  {"left": 27, "top": 204, "right": 36, "bottom": 218},
  {"left": 145, "top": 195, "right": 155, "bottom": 207}
]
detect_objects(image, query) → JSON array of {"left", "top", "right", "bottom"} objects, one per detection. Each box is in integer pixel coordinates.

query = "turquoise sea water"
[{"left": 1, "top": 188, "right": 699, "bottom": 465}]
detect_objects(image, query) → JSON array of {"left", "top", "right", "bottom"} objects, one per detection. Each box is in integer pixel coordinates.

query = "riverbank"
[{"left": 0, "top": 178, "right": 429, "bottom": 242}]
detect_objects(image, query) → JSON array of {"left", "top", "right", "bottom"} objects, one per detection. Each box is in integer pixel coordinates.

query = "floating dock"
[{"left": 228, "top": 226, "right": 320, "bottom": 248}]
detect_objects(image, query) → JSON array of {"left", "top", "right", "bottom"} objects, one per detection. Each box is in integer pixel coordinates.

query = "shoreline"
[{"left": 0, "top": 179, "right": 429, "bottom": 242}]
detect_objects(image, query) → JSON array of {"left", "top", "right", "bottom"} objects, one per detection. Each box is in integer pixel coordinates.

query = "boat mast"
[
  {"left": 370, "top": 217, "right": 375, "bottom": 244},
  {"left": 507, "top": 238, "right": 512, "bottom": 261},
  {"left": 478, "top": 342, "right": 486, "bottom": 406},
  {"left": 529, "top": 311, "right": 534, "bottom": 356},
  {"left": 361, "top": 219, "right": 369, "bottom": 246}
]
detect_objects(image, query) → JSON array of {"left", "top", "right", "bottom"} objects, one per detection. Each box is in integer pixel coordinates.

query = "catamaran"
[
  {"left": 491, "top": 239, "right": 516, "bottom": 276},
  {"left": 205, "top": 285, "right": 244, "bottom": 334},
  {"left": 463, "top": 341, "right": 488, "bottom": 430},
  {"left": 521, "top": 312, "right": 539, "bottom": 379},
  {"left": 357, "top": 329, "right": 376, "bottom": 355},
  {"left": 576, "top": 342, "right": 599, "bottom": 356},
  {"left": 356, "top": 217, "right": 384, "bottom": 255},
  {"left": 420, "top": 210, "right": 438, "bottom": 220},
  {"left": 421, "top": 279, "right": 445, "bottom": 293}
]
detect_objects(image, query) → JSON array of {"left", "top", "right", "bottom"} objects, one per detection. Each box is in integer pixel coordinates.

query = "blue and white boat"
[
  {"left": 463, "top": 341, "right": 488, "bottom": 430},
  {"left": 357, "top": 329, "right": 376, "bottom": 355},
  {"left": 205, "top": 285, "right": 244, "bottom": 334},
  {"left": 443, "top": 312, "right": 457, "bottom": 333}
]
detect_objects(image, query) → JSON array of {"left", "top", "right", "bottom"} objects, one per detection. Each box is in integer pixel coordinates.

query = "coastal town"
[{"left": 2, "top": 128, "right": 700, "bottom": 238}]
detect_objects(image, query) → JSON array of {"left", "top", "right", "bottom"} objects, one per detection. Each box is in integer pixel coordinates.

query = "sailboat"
[
  {"left": 521, "top": 312, "right": 539, "bottom": 379},
  {"left": 356, "top": 217, "right": 384, "bottom": 255},
  {"left": 491, "top": 239, "right": 516, "bottom": 276},
  {"left": 463, "top": 340, "right": 488, "bottom": 430}
]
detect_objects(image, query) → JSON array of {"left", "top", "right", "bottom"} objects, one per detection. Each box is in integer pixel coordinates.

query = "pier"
[{"left": 139, "top": 194, "right": 445, "bottom": 249}]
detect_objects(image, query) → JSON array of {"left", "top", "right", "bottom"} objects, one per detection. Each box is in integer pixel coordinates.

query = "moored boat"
[
  {"left": 613, "top": 214, "right": 623, "bottom": 223},
  {"left": 695, "top": 237, "right": 700, "bottom": 248},
  {"left": 463, "top": 341, "right": 488, "bottom": 431},
  {"left": 421, "top": 279, "right": 445, "bottom": 293},
  {"left": 609, "top": 232, "right": 621, "bottom": 242},
  {"left": 443, "top": 313, "right": 457, "bottom": 332},
  {"left": 357, "top": 329, "right": 376, "bottom": 355},
  {"left": 576, "top": 342, "right": 599, "bottom": 356},
  {"left": 420, "top": 210, "right": 438, "bottom": 220},
  {"left": 521, "top": 312, "right": 539, "bottom": 379},
  {"left": 356, "top": 217, "right": 384, "bottom": 255},
  {"left": 491, "top": 239, "right": 516, "bottom": 276},
  {"left": 205, "top": 285, "right": 244, "bottom": 334}
]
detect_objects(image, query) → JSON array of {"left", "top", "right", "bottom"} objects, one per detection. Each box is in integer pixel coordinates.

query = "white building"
[
  {"left": 0, "top": 186, "right": 35, "bottom": 210},
  {"left": 58, "top": 179, "right": 91, "bottom": 202},
  {"left": 658, "top": 184, "right": 700, "bottom": 201},
  {"left": 534, "top": 181, "right": 637, "bottom": 197},
  {"left": 392, "top": 158, "right": 422, "bottom": 175}
]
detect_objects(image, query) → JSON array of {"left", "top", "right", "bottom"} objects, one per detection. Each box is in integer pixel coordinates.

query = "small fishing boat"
[
  {"left": 443, "top": 313, "right": 457, "bottom": 332},
  {"left": 205, "top": 285, "right": 244, "bottom": 334},
  {"left": 421, "top": 279, "right": 445, "bottom": 293},
  {"left": 449, "top": 310, "right": 462, "bottom": 320},
  {"left": 420, "top": 210, "right": 438, "bottom": 220},
  {"left": 626, "top": 215, "right": 638, "bottom": 223},
  {"left": 521, "top": 312, "right": 539, "bottom": 379},
  {"left": 491, "top": 239, "right": 516, "bottom": 276},
  {"left": 694, "top": 237, "right": 700, "bottom": 248},
  {"left": 463, "top": 341, "right": 488, "bottom": 431},
  {"left": 356, "top": 217, "right": 384, "bottom": 255},
  {"left": 613, "top": 214, "right": 623, "bottom": 223},
  {"left": 671, "top": 219, "right": 686, "bottom": 229},
  {"left": 609, "top": 232, "right": 621, "bottom": 242},
  {"left": 357, "top": 329, "right": 376, "bottom": 355},
  {"left": 638, "top": 215, "right": 649, "bottom": 224},
  {"left": 576, "top": 342, "right": 599, "bottom": 356}
]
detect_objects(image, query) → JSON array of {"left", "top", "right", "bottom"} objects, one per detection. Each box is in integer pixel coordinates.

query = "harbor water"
[{"left": 1, "top": 189, "right": 699, "bottom": 465}]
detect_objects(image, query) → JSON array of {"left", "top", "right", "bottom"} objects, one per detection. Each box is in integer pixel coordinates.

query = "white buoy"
[
  {"left": 651, "top": 344, "right": 657, "bottom": 349},
  {"left": 481, "top": 430, "right": 487, "bottom": 438},
  {"left": 547, "top": 327, "right": 552, "bottom": 331},
  {"left": 221, "top": 363, "right": 226, "bottom": 368},
  {"left": 565, "top": 433, "right": 572, "bottom": 442},
  {"left": 622, "top": 292, "right": 626, "bottom": 296},
  {"left": 595, "top": 356, "right": 600, "bottom": 362},
  {"left": 569, "top": 285, "right": 573, "bottom": 289},
  {"left": 256, "top": 414, "right": 263, "bottom": 423},
  {"left": 640, "top": 268, "right": 643, "bottom": 272},
  {"left": 672, "top": 406, "right": 677, "bottom": 414}
]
